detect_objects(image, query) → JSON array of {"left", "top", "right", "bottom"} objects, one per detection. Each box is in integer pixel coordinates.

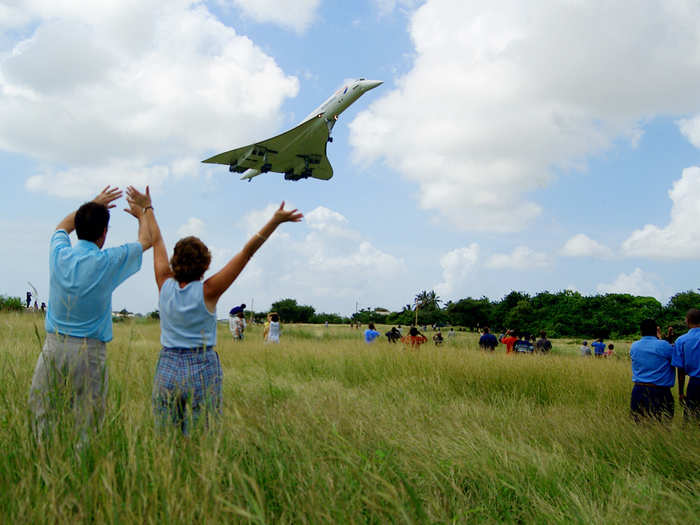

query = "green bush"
[{"left": 0, "top": 295, "right": 23, "bottom": 311}]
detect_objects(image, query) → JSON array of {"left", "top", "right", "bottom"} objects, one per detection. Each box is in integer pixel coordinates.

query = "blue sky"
[{"left": 1, "top": 0, "right": 700, "bottom": 316}]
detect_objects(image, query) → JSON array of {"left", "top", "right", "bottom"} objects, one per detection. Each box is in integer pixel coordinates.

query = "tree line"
[{"left": 256, "top": 290, "right": 700, "bottom": 339}]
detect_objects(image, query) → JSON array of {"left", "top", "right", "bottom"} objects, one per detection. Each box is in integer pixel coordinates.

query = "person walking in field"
[
  {"left": 591, "top": 337, "right": 606, "bottom": 358},
  {"left": 478, "top": 327, "right": 498, "bottom": 351},
  {"left": 629, "top": 318, "right": 675, "bottom": 423},
  {"left": 132, "top": 185, "right": 302, "bottom": 434},
  {"left": 500, "top": 329, "right": 518, "bottom": 354},
  {"left": 672, "top": 308, "right": 700, "bottom": 421},
  {"left": 580, "top": 340, "right": 591, "bottom": 356},
  {"left": 535, "top": 331, "right": 552, "bottom": 353},
  {"left": 266, "top": 313, "right": 282, "bottom": 343},
  {"left": 401, "top": 326, "right": 427, "bottom": 348},
  {"left": 28, "top": 186, "right": 156, "bottom": 438},
  {"left": 229, "top": 304, "right": 246, "bottom": 341},
  {"left": 364, "top": 322, "right": 381, "bottom": 343}
]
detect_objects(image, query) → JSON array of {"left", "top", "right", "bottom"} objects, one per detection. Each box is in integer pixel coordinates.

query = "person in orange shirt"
[
  {"left": 401, "top": 326, "right": 428, "bottom": 348},
  {"left": 500, "top": 329, "right": 518, "bottom": 354}
]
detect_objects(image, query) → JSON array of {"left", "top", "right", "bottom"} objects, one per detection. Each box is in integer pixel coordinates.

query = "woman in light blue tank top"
[{"left": 126, "top": 187, "right": 303, "bottom": 434}]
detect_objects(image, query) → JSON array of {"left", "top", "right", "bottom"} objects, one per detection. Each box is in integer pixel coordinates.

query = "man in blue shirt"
[
  {"left": 672, "top": 308, "right": 700, "bottom": 420},
  {"left": 364, "top": 323, "right": 381, "bottom": 343},
  {"left": 29, "top": 185, "right": 156, "bottom": 437},
  {"left": 591, "top": 338, "right": 606, "bottom": 358},
  {"left": 478, "top": 327, "right": 498, "bottom": 351},
  {"left": 629, "top": 318, "right": 675, "bottom": 423}
]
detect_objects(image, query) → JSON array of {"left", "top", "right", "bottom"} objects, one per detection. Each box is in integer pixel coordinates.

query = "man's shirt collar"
[{"left": 75, "top": 239, "right": 100, "bottom": 252}]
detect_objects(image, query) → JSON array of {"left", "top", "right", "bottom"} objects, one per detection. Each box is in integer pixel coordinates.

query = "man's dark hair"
[
  {"left": 270, "top": 313, "right": 279, "bottom": 322},
  {"left": 483, "top": 326, "right": 490, "bottom": 333},
  {"left": 540, "top": 331, "right": 546, "bottom": 338},
  {"left": 640, "top": 318, "right": 658, "bottom": 337},
  {"left": 368, "top": 322, "right": 375, "bottom": 330},
  {"left": 687, "top": 308, "right": 700, "bottom": 326},
  {"left": 75, "top": 202, "right": 110, "bottom": 242}
]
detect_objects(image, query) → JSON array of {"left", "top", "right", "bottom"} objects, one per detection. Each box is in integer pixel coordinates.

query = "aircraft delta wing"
[
  {"left": 202, "top": 78, "right": 382, "bottom": 182},
  {"left": 202, "top": 114, "right": 333, "bottom": 181}
]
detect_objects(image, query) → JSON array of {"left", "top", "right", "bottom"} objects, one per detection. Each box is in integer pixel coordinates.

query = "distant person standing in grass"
[
  {"left": 500, "top": 329, "right": 518, "bottom": 354},
  {"left": 136, "top": 186, "right": 302, "bottom": 433},
  {"left": 629, "top": 318, "right": 675, "bottom": 423},
  {"left": 672, "top": 308, "right": 700, "bottom": 421},
  {"left": 266, "top": 313, "right": 282, "bottom": 343},
  {"left": 364, "top": 322, "right": 381, "bottom": 343},
  {"left": 591, "top": 337, "right": 606, "bottom": 358},
  {"left": 478, "top": 327, "right": 498, "bottom": 351},
  {"left": 580, "top": 340, "right": 591, "bottom": 357},
  {"left": 29, "top": 186, "right": 155, "bottom": 438},
  {"left": 535, "top": 331, "right": 552, "bottom": 353}
]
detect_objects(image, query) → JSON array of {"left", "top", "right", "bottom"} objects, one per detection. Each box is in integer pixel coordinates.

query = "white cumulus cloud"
[
  {"left": 434, "top": 243, "right": 480, "bottom": 296},
  {"left": 350, "top": 0, "right": 700, "bottom": 232},
  {"left": 177, "top": 217, "right": 206, "bottom": 237},
  {"left": 678, "top": 115, "right": 700, "bottom": 149},
  {"left": 621, "top": 167, "right": 700, "bottom": 259},
  {"left": 227, "top": 0, "right": 321, "bottom": 33},
  {"left": 486, "top": 246, "right": 550, "bottom": 270},
  {"left": 0, "top": 1, "right": 299, "bottom": 197},
  {"left": 596, "top": 268, "right": 666, "bottom": 301},
  {"left": 561, "top": 233, "right": 613, "bottom": 258}
]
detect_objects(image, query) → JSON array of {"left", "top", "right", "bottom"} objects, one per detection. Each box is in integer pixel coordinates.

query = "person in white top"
[
  {"left": 229, "top": 311, "right": 246, "bottom": 340},
  {"left": 266, "top": 313, "right": 281, "bottom": 343}
]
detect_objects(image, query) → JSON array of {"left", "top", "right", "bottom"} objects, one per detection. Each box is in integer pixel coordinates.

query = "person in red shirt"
[{"left": 500, "top": 329, "right": 518, "bottom": 354}]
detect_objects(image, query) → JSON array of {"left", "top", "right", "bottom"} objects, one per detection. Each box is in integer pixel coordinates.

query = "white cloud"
[
  {"left": 596, "top": 268, "right": 666, "bottom": 301},
  {"left": 224, "top": 204, "right": 407, "bottom": 310},
  {"left": 678, "top": 115, "right": 700, "bottom": 149},
  {"left": 177, "top": 217, "right": 206, "bottom": 237},
  {"left": 25, "top": 161, "right": 171, "bottom": 199},
  {"left": 350, "top": 0, "right": 700, "bottom": 232},
  {"left": 434, "top": 243, "right": 480, "bottom": 296},
  {"left": 486, "top": 246, "right": 550, "bottom": 270},
  {"left": 621, "top": 167, "right": 700, "bottom": 259},
  {"left": 227, "top": 0, "right": 321, "bottom": 33},
  {"left": 561, "top": 233, "right": 613, "bottom": 258},
  {"left": 0, "top": 1, "right": 299, "bottom": 196}
]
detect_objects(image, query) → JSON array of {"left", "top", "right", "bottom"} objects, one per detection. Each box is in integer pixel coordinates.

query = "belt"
[
  {"left": 163, "top": 345, "right": 214, "bottom": 353},
  {"left": 634, "top": 382, "right": 669, "bottom": 389}
]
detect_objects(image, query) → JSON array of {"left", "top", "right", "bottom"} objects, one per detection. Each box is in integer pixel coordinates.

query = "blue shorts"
[{"left": 152, "top": 347, "right": 222, "bottom": 434}]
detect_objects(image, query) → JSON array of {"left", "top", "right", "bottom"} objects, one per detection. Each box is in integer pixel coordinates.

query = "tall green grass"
[{"left": 0, "top": 312, "right": 698, "bottom": 523}]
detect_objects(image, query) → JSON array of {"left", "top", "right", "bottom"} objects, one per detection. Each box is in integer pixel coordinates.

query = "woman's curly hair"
[{"left": 170, "top": 236, "right": 211, "bottom": 283}]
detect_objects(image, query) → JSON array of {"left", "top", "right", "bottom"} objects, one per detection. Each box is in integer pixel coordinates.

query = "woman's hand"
[
  {"left": 124, "top": 186, "right": 152, "bottom": 219},
  {"left": 272, "top": 201, "right": 303, "bottom": 225},
  {"left": 92, "top": 186, "right": 122, "bottom": 209}
]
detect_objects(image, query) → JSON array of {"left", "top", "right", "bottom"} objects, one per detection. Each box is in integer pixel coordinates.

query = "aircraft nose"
[{"left": 363, "top": 80, "right": 383, "bottom": 91}]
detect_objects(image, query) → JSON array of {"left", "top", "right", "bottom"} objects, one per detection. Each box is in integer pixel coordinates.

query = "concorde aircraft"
[{"left": 202, "top": 78, "right": 383, "bottom": 181}]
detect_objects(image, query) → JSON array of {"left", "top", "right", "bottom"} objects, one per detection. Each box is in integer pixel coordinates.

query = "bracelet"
[
  {"left": 143, "top": 206, "right": 153, "bottom": 212},
  {"left": 256, "top": 232, "right": 267, "bottom": 241}
]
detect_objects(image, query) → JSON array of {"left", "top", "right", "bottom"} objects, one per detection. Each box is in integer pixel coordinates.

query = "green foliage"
[
  {"left": 1, "top": 314, "right": 699, "bottom": 523},
  {"left": 0, "top": 295, "right": 23, "bottom": 311},
  {"left": 270, "top": 298, "right": 315, "bottom": 323}
]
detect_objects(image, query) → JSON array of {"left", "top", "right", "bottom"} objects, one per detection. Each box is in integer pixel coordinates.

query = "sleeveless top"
[
  {"left": 159, "top": 278, "right": 217, "bottom": 348},
  {"left": 268, "top": 321, "right": 280, "bottom": 342}
]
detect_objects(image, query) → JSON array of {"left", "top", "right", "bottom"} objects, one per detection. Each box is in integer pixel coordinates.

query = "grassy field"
[{"left": 1, "top": 312, "right": 698, "bottom": 524}]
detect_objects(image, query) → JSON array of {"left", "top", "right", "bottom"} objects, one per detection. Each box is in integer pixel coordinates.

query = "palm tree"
[{"left": 414, "top": 290, "right": 441, "bottom": 310}]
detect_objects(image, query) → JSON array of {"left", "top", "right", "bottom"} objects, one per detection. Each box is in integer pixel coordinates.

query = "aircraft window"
[
  {"left": 352, "top": 85, "right": 359, "bottom": 90},
  {"left": 359, "top": 77, "right": 366, "bottom": 80}
]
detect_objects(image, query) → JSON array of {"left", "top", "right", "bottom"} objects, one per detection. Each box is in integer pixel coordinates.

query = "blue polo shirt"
[
  {"left": 671, "top": 327, "right": 700, "bottom": 378},
  {"left": 629, "top": 336, "right": 675, "bottom": 387},
  {"left": 479, "top": 333, "right": 498, "bottom": 349},
  {"left": 45, "top": 230, "right": 143, "bottom": 342},
  {"left": 591, "top": 341, "right": 606, "bottom": 355},
  {"left": 364, "top": 329, "right": 381, "bottom": 343}
]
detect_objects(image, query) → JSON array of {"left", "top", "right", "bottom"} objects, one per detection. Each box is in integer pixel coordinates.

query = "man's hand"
[
  {"left": 93, "top": 186, "right": 122, "bottom": 209},
  {"left": 271, "top": 201, "right": 303, "bottom": 225}
]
